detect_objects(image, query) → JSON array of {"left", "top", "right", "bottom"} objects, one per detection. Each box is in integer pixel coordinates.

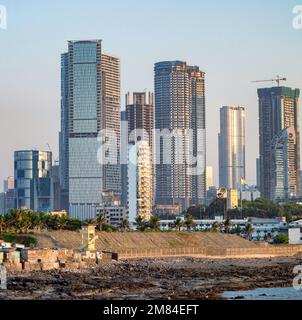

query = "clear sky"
[{"left": 0, "top": 0, "right": 302, "bottom": 191}]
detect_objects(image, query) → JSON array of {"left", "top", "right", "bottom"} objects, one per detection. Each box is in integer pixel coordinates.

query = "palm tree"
[
  {"left": 120, "top": 219, "right": 129, "bottom": 231},
  {"left": 245, "top": 223, "right": 254, "bottom": 240},
  {"left": 174, "top": 217, "right": 183, "bottom": 232},
  {"left": 184, "top": 214, "right": 195, "bottom": 231},
  {"left": 0, "top": 215, "right": 7, "bottom": 234},
  {"left": 224, "top": 219, "right": 232, "bottom": 233},
  {"left": 135, "top": 215, "right": 146, "bottom": 231},
  {"left": 211, "top": 221, "right": 221, "bottom": 232},
  {"left": 149, "top": 216, "right": 160, "bottom": 231},
  {"left": 96, "top": 213, "right": 106, "bottom": 231},
  {"left": 233, "top": 225, "right": 242, "bottom": 235}
]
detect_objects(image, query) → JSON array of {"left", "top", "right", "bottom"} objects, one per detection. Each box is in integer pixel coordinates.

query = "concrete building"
[
  {"left": 219, "top": 106, "right": 246, "bottom": 190},
  {"left": 96, "top": 206, "right": 128, "bottom": 228},
  {"left": 62, "top": 40, "right": 121, "bottom": 220},
  {"left": 128, "top": 141, "right": 153, "bottom": 223},
  {"left": 241, "top": 185, "right": 261, "bottom": 202},
  {"left": 227, "top": 189, "right": 238, "bottom": 209},
  {"left": 123, "top": 92, "right": 154, "bottom": 215},
  {"left": 154, "top": 61, "right": 206, "bottom": 212},
  {"left": 258, "top": 86, "right": 300, "bottom": 201},
  {"left": 1, "top": 177, "right": 15, "bottom": 214},
  {"left": 3, "top": 176, "right": 14, "bottom": 193},
  {"left": 14, "top": 150, "right": 53, "bottom": 212}
]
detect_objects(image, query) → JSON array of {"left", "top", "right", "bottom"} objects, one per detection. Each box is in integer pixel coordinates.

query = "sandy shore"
[{"left": 1, "top": 255, "right": 301, "bottom": 300}]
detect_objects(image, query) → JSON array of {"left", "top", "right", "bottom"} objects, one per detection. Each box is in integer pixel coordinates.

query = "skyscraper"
[
  {"left": 258, "top": 86, "right": 300, "bottom": 200},
  {"left": 219, "top": 106, "right": 246, "bottom": 190},
  {"left": 61, "top": 40, "right": 121, "bottom": 220},
  {"left": 59, "top": 52, "right": 69, "bottom": 212},
  {"left": 154, "top": 61, "right": 206, "bottom": 212},
  {"left": 271, "top": 127, "right": 298, "bottom": 200},
  {"left": 125, "top": 92, "right": 154, "bottom": 222},
  {"left": 14, "top": 150, "right": 53, "bottom": 212}
]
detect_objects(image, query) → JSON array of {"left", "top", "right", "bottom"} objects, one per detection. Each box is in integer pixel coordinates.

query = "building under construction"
[{"left": 258, "top": 86, "right": 300, "bottom": 201}]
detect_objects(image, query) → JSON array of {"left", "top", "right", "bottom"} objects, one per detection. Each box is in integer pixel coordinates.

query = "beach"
[{"left": 1, "top": 255, "right": 301, "bottom": 300}]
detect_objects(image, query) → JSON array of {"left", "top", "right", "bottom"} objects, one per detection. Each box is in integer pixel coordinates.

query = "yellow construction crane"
[{"left": 251, "top": 75, "right": 287, "bottom": 87}]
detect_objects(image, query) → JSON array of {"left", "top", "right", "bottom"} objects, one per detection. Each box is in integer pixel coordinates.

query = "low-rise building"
[{"left": 96, "top": 206, "right": 128, "bottom": 228}]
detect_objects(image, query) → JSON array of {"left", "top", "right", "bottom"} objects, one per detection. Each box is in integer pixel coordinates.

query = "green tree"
[
  {"left": 211, "top": 221, "right": 221, "bottom": 232},
  {"left": 223, "top": 219, "right": 232, "bottom": 233},
  {"left": 274, "top": 233, "right": 289, "bottom": 244},
  {"left": 135, "top": 215, "right": 147, "bottom": 231},
  {"left": 120, "top": 219, "right": 129, "bottom": 231},
  {"left": 96, "top": 213, "right": 106, "bottom": 231},
  {"left": 184, "top": 214, "right": 195, "bottom": 231},
  {"left": 174, "top": 217, "right": 184, "bottom": 232},
  {"left": 149, "top": 216, "right": 160, "bottom": 231}
]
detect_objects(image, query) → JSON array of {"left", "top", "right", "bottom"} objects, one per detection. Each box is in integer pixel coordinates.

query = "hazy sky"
[{"left": 0, "top": 0, "right": 302, "bottom": 191}]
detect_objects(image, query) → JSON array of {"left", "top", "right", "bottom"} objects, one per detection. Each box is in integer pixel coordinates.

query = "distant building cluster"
[{"left": 1, "top": 39, "right": 301, "bottom": 225}]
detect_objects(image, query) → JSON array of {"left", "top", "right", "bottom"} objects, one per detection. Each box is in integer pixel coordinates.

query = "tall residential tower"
[
  {"left": 125, "top": 92, "right": 154, "bottom": 222},
  {"left": 154, "top": 61, "right": 206, "bottom": 212}
]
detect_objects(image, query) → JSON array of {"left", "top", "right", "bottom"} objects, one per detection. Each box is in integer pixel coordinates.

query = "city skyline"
[{"left": 1, "top": 0, "right": 302, "bottom": 190}]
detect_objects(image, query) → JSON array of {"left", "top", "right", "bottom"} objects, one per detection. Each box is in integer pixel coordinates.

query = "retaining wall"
[{"left": 117, "top": 245, "right": 302, "bottom": 259}]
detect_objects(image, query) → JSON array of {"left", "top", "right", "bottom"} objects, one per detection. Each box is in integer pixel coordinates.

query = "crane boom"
[{"left": 251, "top": 75, "right": 287, "bottom": 87}]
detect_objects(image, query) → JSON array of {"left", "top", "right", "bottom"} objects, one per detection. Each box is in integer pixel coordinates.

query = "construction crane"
[{"left": 251, "top": 75, "right": 287, "bottom": 87}]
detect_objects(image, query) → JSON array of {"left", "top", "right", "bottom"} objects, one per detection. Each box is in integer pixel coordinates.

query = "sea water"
[{"left": 223, "top": 287, "right": 302, "bottom": 300}]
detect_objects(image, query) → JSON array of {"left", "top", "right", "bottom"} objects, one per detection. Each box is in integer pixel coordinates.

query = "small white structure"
[{"left": 288, "top": 228, "right": 302, "bottom": 244}]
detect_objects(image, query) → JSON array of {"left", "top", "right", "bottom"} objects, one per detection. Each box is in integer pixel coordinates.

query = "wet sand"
[{"left": 1, "top": 255, "right": 301, "bottom": 300}]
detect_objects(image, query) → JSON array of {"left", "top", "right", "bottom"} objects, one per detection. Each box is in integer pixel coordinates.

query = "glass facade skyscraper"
[
  {"left": 154, "top": 61, "right": 206, "bottom": 212},
  {"left": 14, "top": 150, "right": 53, "bottom": 212},
  {"left": 60, "top": 40, "right": 121, "bottom": 220},
  {"left": 219, "top": 106, "right": 246, "bottom": 190}
]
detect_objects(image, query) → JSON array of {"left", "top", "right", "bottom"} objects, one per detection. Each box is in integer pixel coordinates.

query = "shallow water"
[{"left": 223, "top": 287, "right": 302, "bottom": 300}]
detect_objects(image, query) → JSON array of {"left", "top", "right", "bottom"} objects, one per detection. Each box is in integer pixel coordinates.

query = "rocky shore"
[{"left": 1, "top": 255, "right": 301, "bottom": 300}]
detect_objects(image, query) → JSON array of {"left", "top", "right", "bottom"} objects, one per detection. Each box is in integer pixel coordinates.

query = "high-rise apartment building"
[
  {"left": 128, "top": 141, "right": 153, "bottom": 223},
  {"left": 60, "top": 40, "right": 121, "bottom": 220},
  {"left": 125, "top": 92, "right": 154, "bottom": 222},
  {"left": 154, "top": 61, "right": 206, "bottom": 212},
  {"left": 219, "top": 106, "right": 246, "bottom": 190},
  {"left": 271, "top": 127, "right": 298, "bottom": 200},
  {"left": 14, "top": 150, "right": 53, "bottom": 212},
  {"left": 258, "top": 86, "right": 300, "bottom": 200}
]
